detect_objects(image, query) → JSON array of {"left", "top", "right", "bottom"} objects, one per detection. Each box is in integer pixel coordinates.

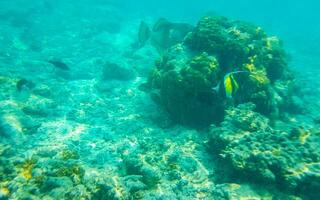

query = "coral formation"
[
  {"left": 146, "top": 15, "right": 294, "bottom": 127},
  {"left": 208, "top": 103, "right": 320, "bottom": 199},
  {"left": 18, "top": 158, "right": 37, "bottom": 180},
  {"left": 0, "top": 4, "right": 317, "bottom": 199},
  {"left": 147, "top": 44, "right": 225, "bottom": 127}
]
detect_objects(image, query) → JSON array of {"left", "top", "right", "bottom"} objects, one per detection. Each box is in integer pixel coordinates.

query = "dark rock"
[
  {"left": 101, "top": 61, "right": 135, "bottom": 81},
  {"left": 16, "top": 78, "right": 35, "bottom": 92},
  {"left": 42, "top": 177, "right": 73, "bottom": 192}
]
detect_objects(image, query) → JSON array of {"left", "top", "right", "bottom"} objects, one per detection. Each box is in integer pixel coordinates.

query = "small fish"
[
  {"left": 16, "top": 78, "right": 35, "bottom": 91},
  {"left": 212, "top": 71, "right": 249, "bottom": 99},
  {"left": 48, "top": 60, "right": 70, "bottom": 70}
]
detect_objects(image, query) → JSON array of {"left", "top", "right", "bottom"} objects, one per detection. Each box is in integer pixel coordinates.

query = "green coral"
[
  {"left": 17, "top": 158, "right": 37, "bottom": 180},
  {"left": 55, "top": 163, "right": 85, "bottom": 184},
  {"left": 60, "top": 149, "right": 80, "bottom": 160},
  {"left": 208, "top": 103, "right": 320, "bottom": 199},
  {"left": 184, "top": 16, "right": 268, "bottom": 71},
  {"left": 148, "top": 46, "right": 224, "bottom": 127},
  {"left": 146, "top": 15, "right": 294, "bottom": 127}
]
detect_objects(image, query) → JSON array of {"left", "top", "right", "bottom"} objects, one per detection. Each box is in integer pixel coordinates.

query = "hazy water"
[
  {"left": 0, "top": 1, "right": 319, "bottom": 199},
  {"left": 128, "top": 0, "right": 320, "bottom": 68},
  {"left": 3, "top": 0, "right": 318, "bottom": 68}
]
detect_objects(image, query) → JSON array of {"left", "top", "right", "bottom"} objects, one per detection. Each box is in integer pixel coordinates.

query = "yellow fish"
[
  {"left": 224, "top": 74, "right": 236, "bottom": 98},
  {"left": 223, "top": 71, "right": 248, "bottom": 99}
]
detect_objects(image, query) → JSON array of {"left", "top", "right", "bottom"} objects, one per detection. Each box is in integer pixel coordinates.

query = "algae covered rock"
[
  {"left": 148, "top": 44, "right": 225, "bottom": 127},
  {"left": 123, "top": 153, "right": 161, "bottom": 188},
  {"left": 185, "top": 16, "right": 288, "bottom": 80},
  {"left": 208, "top": 103, "right": 320, "bottom": 199},
  {"left": 0, "top": 101, "right": 41, "bottom": 142},
  {"left": 185, "top": 16, "right": 262, "bottom": 70},
  {"left": 146, "top": 15, "right": 294, "bottom": 127}
]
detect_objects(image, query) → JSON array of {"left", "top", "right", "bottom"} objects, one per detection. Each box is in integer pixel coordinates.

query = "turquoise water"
[{"left": 0, "top": 1, "right": 319, "bottom": 199}]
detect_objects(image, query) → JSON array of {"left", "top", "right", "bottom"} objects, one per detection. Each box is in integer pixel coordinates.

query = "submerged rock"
[
  {"left": 123, "top": 155, "right": 160, "bottom": 188},
  {"left": 101, "top": 61, "right": 135, "bottom": 81},
  {"left": 0, "top": 112, "right": 24, "bottom": 140},
  {"left": 0, "top": 101, "right": 40, "bottom": 142},
  {"left": 16, "top": 78, "right": 35, "bottom": 92},
  {"left": 211, "top": 183, "right": 300, "bottom": 200},
  {"left": 22, "top": 94, "right": 57, "bottom": 118}
]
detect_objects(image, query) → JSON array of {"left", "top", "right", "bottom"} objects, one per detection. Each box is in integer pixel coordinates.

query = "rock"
[
  {"left": 124, "top": 155, "right": 160, "bottom": 188},
  {"left": 48, "top": 187, "right": 68, "bottom": 199},
  {"left": 0, "top": 112, "right": 23, "bottom": 140},
  {"left": 101, "top": 61, "right": 135, "bottom": 81},
  {"left": 32, "top": 85, "right": 52, "bottom": 99},
  {"left": 123, "top": 175, "right": 146, "bottom": 193},
  {"left": 211, "top": 183, "right": 300, "bottom": 200},
  {"left": 89, "top": 182, "right": 114, "bottom": 200},
  {"left": 22, "top": 95, "right": 57, "bottom": 117},
  {"left": 140, "top": 166, "right": 160, "bottom": 188},
  {"left": 65, "top": 185, "right": 88, "bottom": 199},
  {"left": 42, "top": 177, "right": 73, "bottom": 192}
]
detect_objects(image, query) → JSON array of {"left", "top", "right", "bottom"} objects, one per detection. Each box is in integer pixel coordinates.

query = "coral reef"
[
  {"left": 146, "top": 15, "right": 295, "bottom": 127},
  {"left": 208, "top": 103, "right": 320, "bottom": 199},
  {"left": 0, "top": 4, "right": 317, "bottom": 199},
  {"left": 148, "top": 46, "right": 224, "bottom": 127}
]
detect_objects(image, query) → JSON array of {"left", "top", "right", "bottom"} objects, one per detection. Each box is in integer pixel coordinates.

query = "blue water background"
[
  {"left": 124, "top": 0, "right": 320, "bottom": 69},
  {"left": 0, "top": 0, "right": 319, "bottom": 198}
]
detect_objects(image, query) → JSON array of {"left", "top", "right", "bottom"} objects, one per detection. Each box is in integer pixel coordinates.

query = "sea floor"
[{"left": 0, "top": 3, "right": 320, "bottom": 200}]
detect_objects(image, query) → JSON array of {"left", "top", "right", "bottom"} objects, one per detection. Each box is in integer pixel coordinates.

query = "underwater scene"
[{"left": 0, "top": 0, "right": 320, "bottom": 199}]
